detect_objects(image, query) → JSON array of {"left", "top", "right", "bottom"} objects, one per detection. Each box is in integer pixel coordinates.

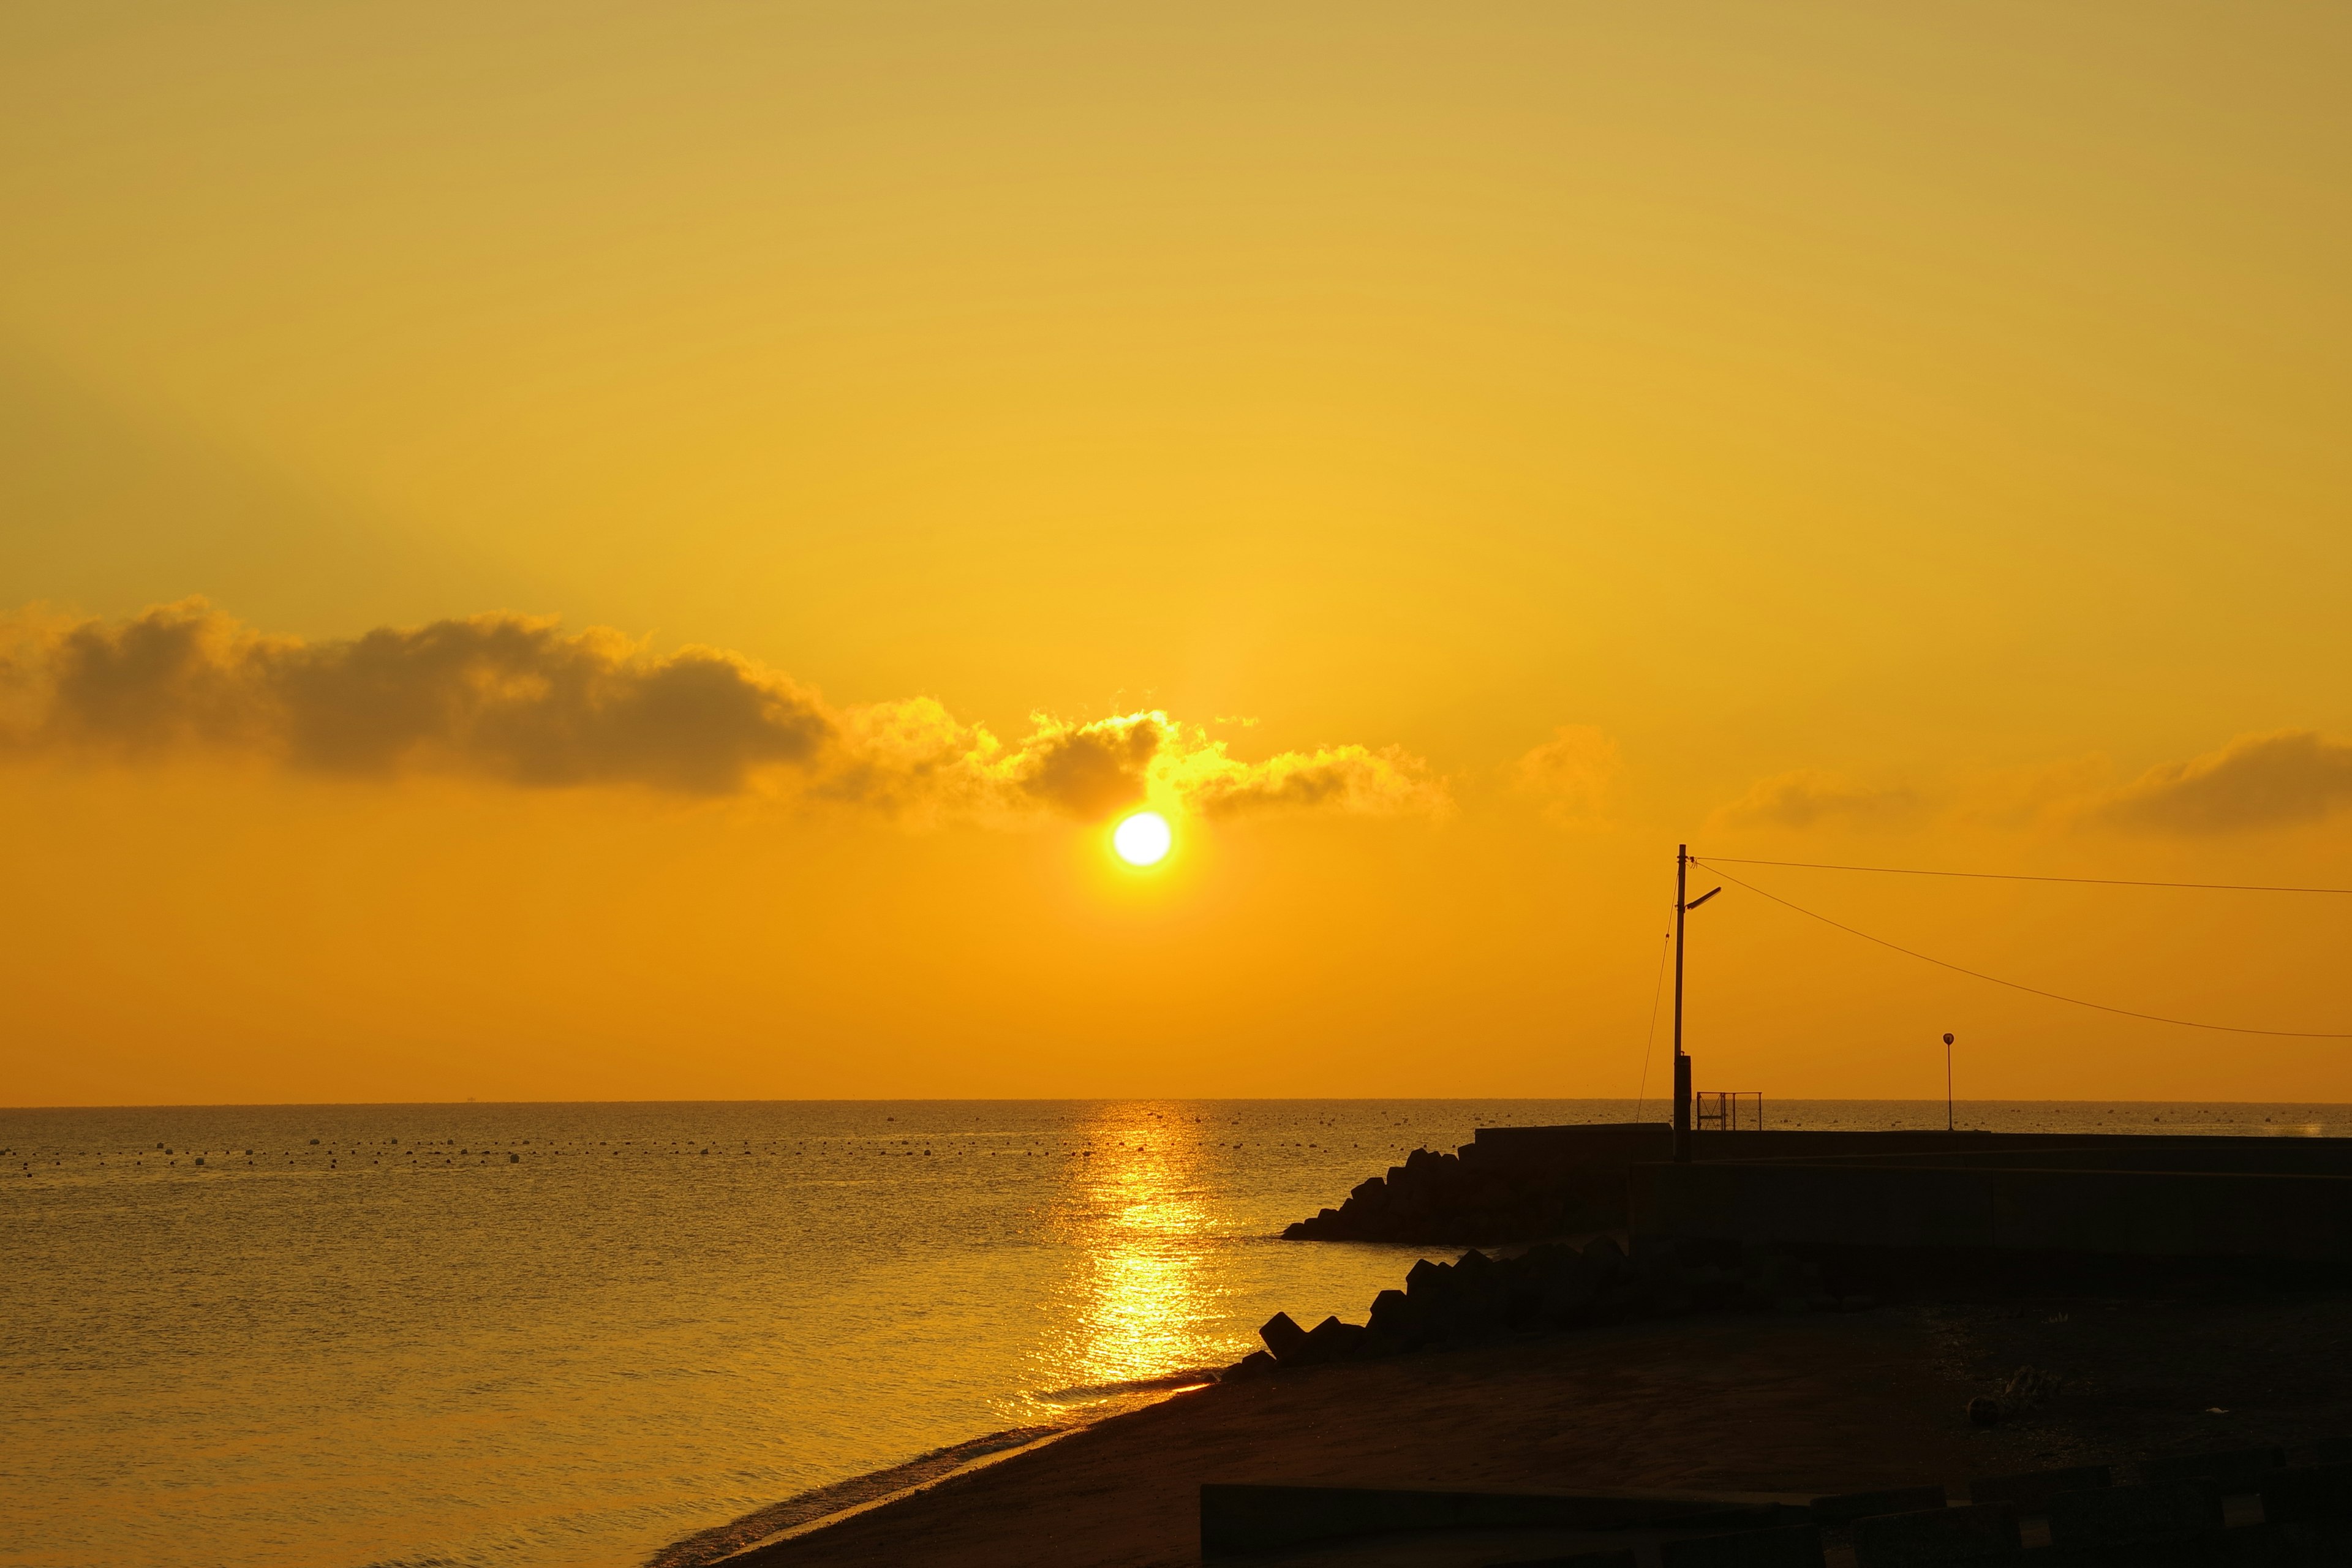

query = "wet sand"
[{"left": 732, "top": 1306, "right": 2013, "bottom": 1567}]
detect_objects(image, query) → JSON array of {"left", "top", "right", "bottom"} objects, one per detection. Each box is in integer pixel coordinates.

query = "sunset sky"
[{"left": 5, "top": 2, "right": 2348, "bottom": 1106}]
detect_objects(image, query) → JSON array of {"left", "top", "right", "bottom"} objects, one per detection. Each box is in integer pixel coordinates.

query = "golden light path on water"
[{"left": 1041, "top": 1107, "right": 1229, "bottom": 1402}]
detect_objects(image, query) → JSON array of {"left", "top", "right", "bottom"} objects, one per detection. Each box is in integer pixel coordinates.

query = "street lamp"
[{"left": 1943, "top": 1032, "right": 1956, "bottom": 1133}]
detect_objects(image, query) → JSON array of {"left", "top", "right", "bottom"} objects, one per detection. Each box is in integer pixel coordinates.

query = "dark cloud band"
[
  {"left": 26, "top": 601, "right": 829, "bottom": 795},
  {"left": 1, "top": 601, "right": 1450, "bottom": 823}
]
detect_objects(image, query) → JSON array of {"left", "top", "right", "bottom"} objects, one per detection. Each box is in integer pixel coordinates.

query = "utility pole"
[
  {"left": 1673, "top": 845, "right": 1691, "bottom": 1164},
  {"left": 1671, "top": 846, "right": 1722, "bottom": 1164}
]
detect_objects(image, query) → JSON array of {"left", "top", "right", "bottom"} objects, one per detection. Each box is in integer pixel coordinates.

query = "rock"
[
  {"left": 1963, "top": 1366, "right": 2067, "bottom": 1426},
  {"left": 1226, "top": 1351, "right": 1278, "bottom": 1380},
  {"left": 1303, "top": 1316, "right": 1369, "bottom": 1363},
  {"left": 1537, "top": 1273, "right": 1597, "bottom": 1323},
  {"left": 1404, "top": 1257, "right": 1452, "bottom": 1297},
  {"left": 1367, "top": 1287, "right": 1420, "bottom": 1345},
  {"left": 1259, "top": 1311, "right": 1311, "bottom": 1363},
  {"left": 1980, "top": 1365, "right": 2063, "bottom": 1421}
]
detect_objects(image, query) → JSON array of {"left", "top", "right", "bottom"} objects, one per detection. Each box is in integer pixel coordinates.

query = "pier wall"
[
  {"left": 1286, "top": 1123, "right": 2352, "bottom": 1254},
  {"left": 1627, "top": 1159, "right": 2352, "bottom": 1264}
]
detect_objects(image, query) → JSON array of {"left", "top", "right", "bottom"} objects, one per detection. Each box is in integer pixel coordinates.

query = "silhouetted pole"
[
  {"left": 1944, "top": 1031, "right": 1956, "bottom": 1133},
  {"left": 1673, "top": 845, "right": 1691, "bottom": 1163}
]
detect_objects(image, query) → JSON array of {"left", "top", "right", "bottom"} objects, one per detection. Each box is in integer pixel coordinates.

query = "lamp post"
[
  {"left": 1671, "top": 845, "right": 1722, "bottom": 1164},
  {"left": 1943, "top": 1031, "right": 1955, "bottom": 1133}
]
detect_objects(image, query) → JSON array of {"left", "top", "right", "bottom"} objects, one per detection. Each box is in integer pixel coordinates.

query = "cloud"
[
  {"left": 1509, "top": 725, "right": 1621, "bottom": 825},
  {"left": 0, "top": 602, "right": 1450, "bottom": 825},
  {"left": 8, "top": 600, "right": 830, "bottom": 794},
  {"left": 2097, "top": 730, "right": 2352, "bottom": 834},
  {"left": 1713, "top": 768, "right": 1924, "bottom": 831},
  {"left": 1011, "top": 715, "right": 1163, "bottom": 818},
  {"left": 1940, "top": 754, "right": 2113, "bottom": 831},
  {"left": 1161, "top": 734, "right": 1451, "bottom": 820}
]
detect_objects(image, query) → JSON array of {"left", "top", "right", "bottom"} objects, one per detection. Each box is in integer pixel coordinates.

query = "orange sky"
[{"left": 4, "top": 2, "right": 2348, "bottom": 1106}]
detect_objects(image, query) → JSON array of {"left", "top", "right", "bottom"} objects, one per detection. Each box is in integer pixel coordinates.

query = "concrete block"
[
  {"left": 2043, "top": 1480, "right": 2223, "bottom": 1550},
  {"left": 1197, "top": 1484, "right": 1782, "bottom": 1558},
  {"left": 2032, "top": 1521, "right": 2343, "bottom": 1566},
  {"left": 1811, "top": 1485, "right": 1949, "bottom": 1526},
  {"left": 1257, "top": 1311, "right": 1308, "bottom": 1362},
  {"left": 1301, "top": 1314, "right": 1365, "bottom": 1362},
  {"left": 2244, "top": 1518, "right": 2352, "bottom": 1562},
  {"left": 1850, "top": 1504, "right": 2021, "bottom": 1566},
  {"left": 1966, "top": 1464, "right": 2111, "bottom": 1509},
  {"left": 1659, "top": 1523, "right": 1826, "bottom": 1566},
  {"left": 2259, "top": 1463, "right": 2352, "bottom": 1525},
  {"left": 2138, "top": 1447, "right": 2286, "bottom": 1491}
]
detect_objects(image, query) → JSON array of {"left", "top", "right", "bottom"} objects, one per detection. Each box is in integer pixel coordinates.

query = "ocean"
[{"left": 6, "top": 1098, "right": 2348, "bottom": 1568}]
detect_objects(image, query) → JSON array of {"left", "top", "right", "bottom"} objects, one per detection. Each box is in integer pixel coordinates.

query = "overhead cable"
[
  {"left": 1632, "top": 930, "right": 1671, "bottom": 1119},
  {"left": 1692, "top": 860, "right": 2352, "bottom": 1039},
  {"left": 1697, "top": 856, "right": 2352, "bottom": 895}
]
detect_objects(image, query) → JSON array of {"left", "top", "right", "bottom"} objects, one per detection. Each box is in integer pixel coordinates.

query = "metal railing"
[{"left": 1694, "top": 1090, "right": 1763, "bottom": 1133}]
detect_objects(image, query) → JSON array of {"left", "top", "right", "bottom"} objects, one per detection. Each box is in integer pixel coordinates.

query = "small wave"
[
  {"left": 1030, "top": 1368, "right": 1221, "bottom": 1403},
  {"left": 643, "top": 1425, "right": 1062, "bottom": 1568},
  {"left": 643, "top": 1374, "right": 1220, "bottom": 1566}
]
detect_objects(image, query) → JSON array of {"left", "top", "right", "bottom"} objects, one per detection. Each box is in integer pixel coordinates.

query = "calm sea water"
[{"left": 6, "top": 1098, "right": 2348, "bottom": 1568}]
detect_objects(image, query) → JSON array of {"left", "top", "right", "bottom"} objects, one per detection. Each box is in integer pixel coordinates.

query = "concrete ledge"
[
  {"left": 2044, "top": 1480, "right": 2223, "bottom": 1551},
  {"left": 1629, "top": 1161, "right": 2352, "bottom": 1264},
  {"left": 1849, "top": 1504, "right": 2019, "bottom": 1567},
  {"left": 1197, "top": 1483, "right": 1789, "bottom": 1557},
  {"left": 1809, "top": 1485, "right": 1949, "bottom": 1526},
  {"left": 1658, "top": 1523, "right": 1825, "bottom": 1566}
]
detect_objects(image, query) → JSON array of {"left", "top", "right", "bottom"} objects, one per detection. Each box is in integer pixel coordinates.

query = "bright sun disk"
[{"left": 1112, "top": 811, "right": 1172, "bottom": 867}]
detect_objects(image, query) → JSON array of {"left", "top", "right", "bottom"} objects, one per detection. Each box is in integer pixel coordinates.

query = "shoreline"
[
  {"left": 726, "top": 1281, "right": 2352, "bottom": 1567},
  {"left": 652, "top": 1374, "right": 1224, "bottom": 1568}
]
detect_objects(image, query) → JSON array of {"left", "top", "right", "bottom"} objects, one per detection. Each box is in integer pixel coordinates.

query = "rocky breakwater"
[
  {"left": 1232, "top": 1238, "right": 1856, "bottom": 1376},
  {"left": 1282, "top": 1128, "right": 1655, "bottom": 1245}
]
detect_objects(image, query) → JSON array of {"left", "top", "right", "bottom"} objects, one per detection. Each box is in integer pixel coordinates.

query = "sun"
[{"left": 1110, "top": 810, "right": 1173, "bottom": 867}]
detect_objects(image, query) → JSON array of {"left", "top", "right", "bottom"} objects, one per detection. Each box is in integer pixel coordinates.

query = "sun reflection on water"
[{"left": 1036, "top": 1109, "right": 1233, "bottom": 1402}]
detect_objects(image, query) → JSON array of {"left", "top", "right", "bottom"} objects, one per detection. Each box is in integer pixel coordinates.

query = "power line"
[
  {"left": 1632, "top": 930, "right": 1671, "bottom": 1118},
  {"left": 1698, "top": 856, "right": 2352, "bottom": 896},
  {"left": 1692, "top": 859, "right": 2352, "bottom": 1039}
]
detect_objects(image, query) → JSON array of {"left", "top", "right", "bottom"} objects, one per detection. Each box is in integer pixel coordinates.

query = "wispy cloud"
[
  {"left": 2096, "top": 730, "right": 2352, "bottom": 834},
  {"left": 1708, "top": 731, "right": 2352, "bottom": 840},
  {"left": 1711, "top": 768, "right": 1924, "bottom": 832},
  {"left": 1162, "top": 734, "right": 1450, "bottom": 820},
  {"left": 0, "top": 602, "right": 1451, "bottom": 825},
  {"left": 1509, "top": 725, "right": 1621, "bottom": 826}
]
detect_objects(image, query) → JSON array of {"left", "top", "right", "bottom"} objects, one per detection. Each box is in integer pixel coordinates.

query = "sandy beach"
[{"left": 737, "top": 1284, "right": 2352, "bottom": 1567}]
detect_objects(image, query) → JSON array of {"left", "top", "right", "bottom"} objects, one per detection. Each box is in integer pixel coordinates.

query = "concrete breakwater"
[
  {"left": 1280, "top": 1123, "right": 1668, "bottom": 1243},
  {"left": 1284, "top": 1121, "right": 2352, "bottom": 1272},
  {"left": 1232, "top": 1235, "right": 1840, "bottom": 1375}
]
